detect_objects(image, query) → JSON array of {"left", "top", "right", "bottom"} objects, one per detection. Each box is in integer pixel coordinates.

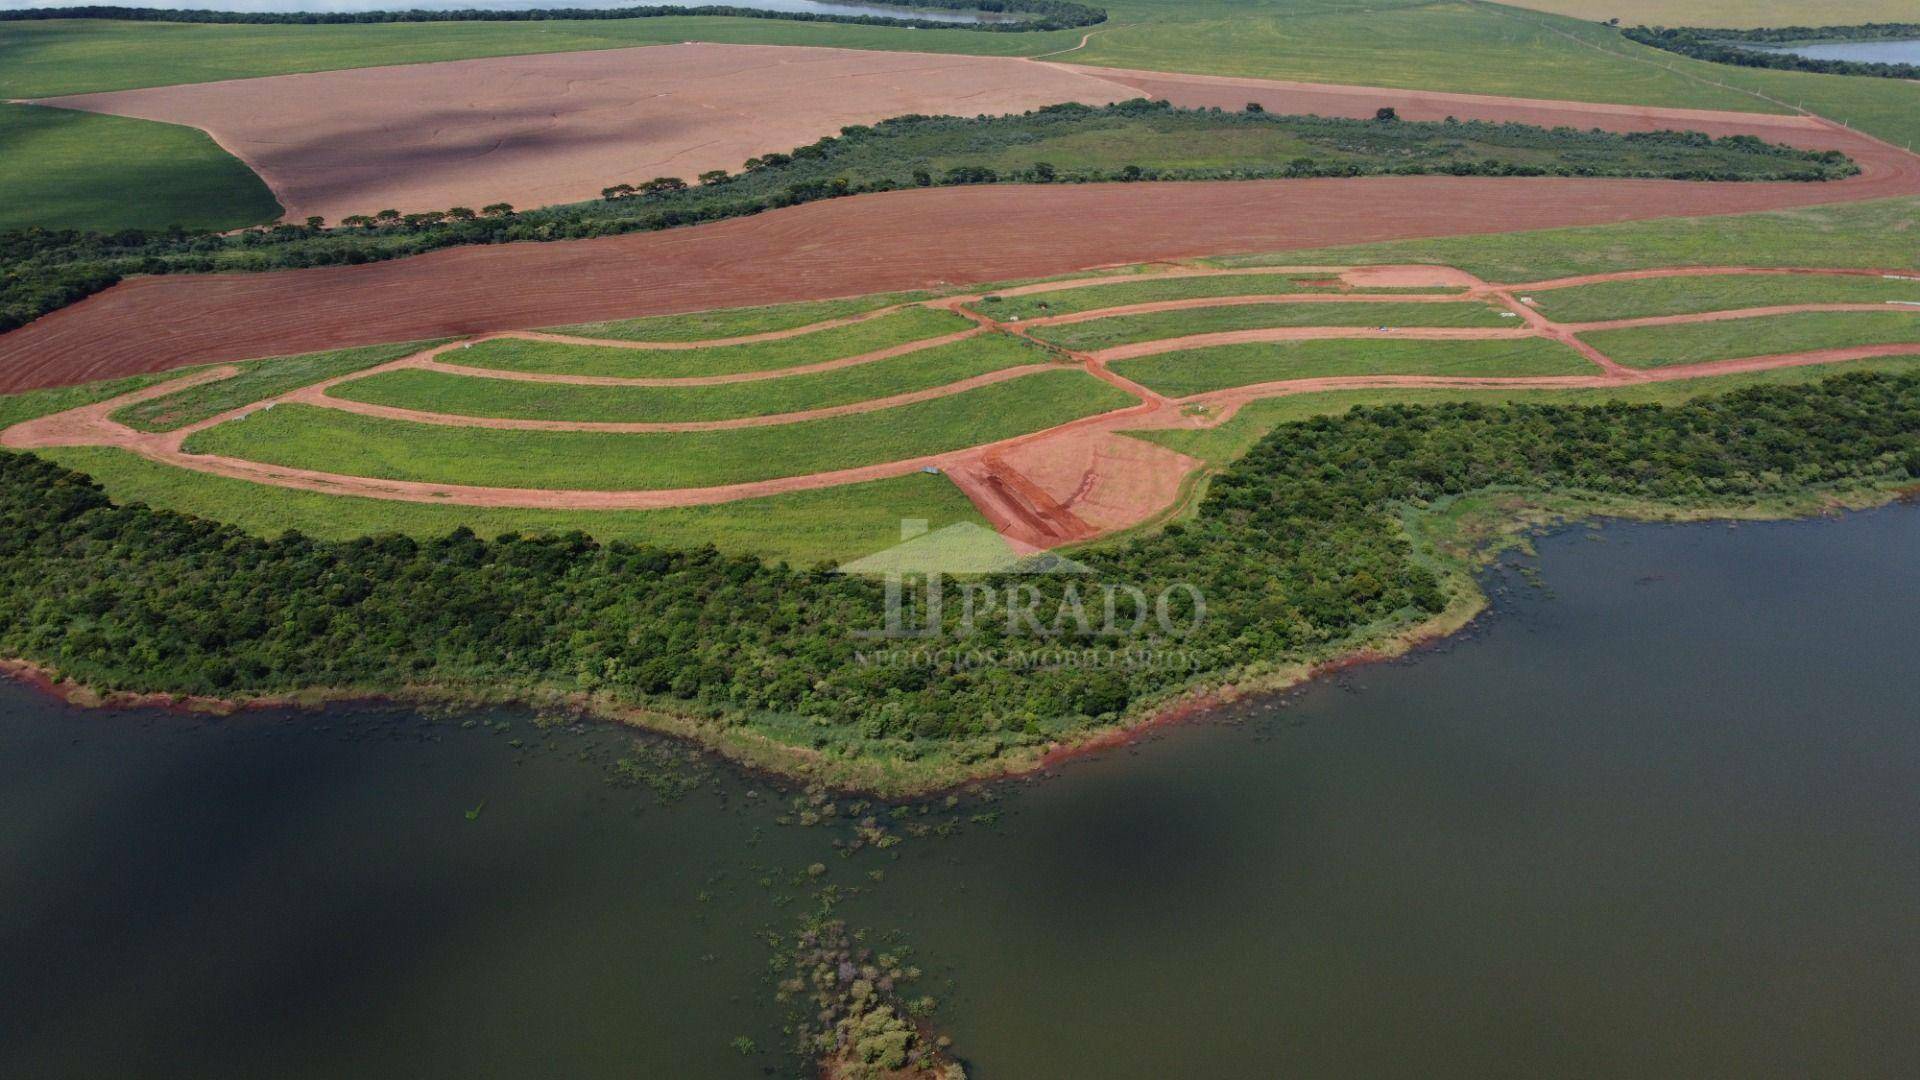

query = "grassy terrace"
[
  {"left": 1528, "top": 274, "right": 1920, "bottom": 323},
  {"left": 1112, "top": 337, "right": 1593, "bottom": 397},
  {"left": 34, "top": 447, "right": 981, "bottom": 566},
  {"left": 453, "top": 306, "right": 970, "bottom": 379},
  {"left": 1133, "top": 354, "right": 1920, "bottom": 468},
  {"left": 1028, "top": 301, "right": 1513, "bottom": 352},
  {"left": 547, "top": 293, "right": 929, "bottom": 343},
  {"left": 329, "top": 333, "right": 1056, "bottom": 423},
  {"left": 114, "top": 341, "right": 439, "bottom": 432},
  {"left": 974, "top": 275, "right": 1369, "bottom": 322},
  {"left": 1582, "top": 311, "right": 1920, "bottom": 369},
  {"left": 183, "top": 370, "right": 1135, "bottom": 489},
  {"left": 0, "top": 102, "right": 279, "bottom": 233}
]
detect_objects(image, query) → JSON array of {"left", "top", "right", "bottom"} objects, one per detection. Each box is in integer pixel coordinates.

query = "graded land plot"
[
  {"left": 1027, "top": 301, "right": 1514, "bottom": 352},
  {"left": 1581, "top": 311, "right": 1920, "bottom": 369},
  {"left": 329, "top": 334, "right": 1056, "bottom": 423},
  {"left": 114, "top": 341, "right": 440, "bottom": 432},
  {"left": 33, "top": 446, "right": 983, "bottom": 566},
  {"left": 1525, "top": 274, "right": 1920, "bottom": 323},
  {"left": 973, "top": 274, "right": 1453, "bottom": 321},
  {"left": 35, "top": 43, "right": 1137, "bottom": 222},
  {"left": 0, "top": 102, "right": 279, "bottom": 232},
  {"left": 181, "top": 371, "right": 1137, "bottom": 490},
  {"left": 1132, "top": 355, "right": 1920, "bottom": 468},
  {"left": 450, "top": 307, "right": 973, "bottom": 380},
  {"left": 550, "top": 293, "right": 930, "bottom": 344},
  {"left": 1111, "top": 337, "right": 1594, "bottom": 397}
]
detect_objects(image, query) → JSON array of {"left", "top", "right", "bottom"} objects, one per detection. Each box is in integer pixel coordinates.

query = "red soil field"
[
  {"left": 4, "top": 75, "right": 1917, "bottom": 394},
  {"left": 36, "top": 44, "right": 1136, "bottom": 224}
]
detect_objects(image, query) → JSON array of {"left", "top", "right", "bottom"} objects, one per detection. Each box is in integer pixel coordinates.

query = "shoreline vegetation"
[
  {"left": 4, "top": 371, "right": 1916, "bottom": 796},
  {"left": 0, "top": 99, "right": 1856, "bottom": 331},
  {"left": 1624, "top": 23, "right": 1920, "bottom": 81}
]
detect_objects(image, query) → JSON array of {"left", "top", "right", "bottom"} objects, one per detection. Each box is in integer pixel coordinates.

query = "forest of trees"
[
  {"left": 2, "top": 371, "right": 1915, "bottom": 774},
  {"left": 0, "top": 1, "right": 1106, "bottom": 32},
  {"left": 1624, "top": 24, "right": 1920, "bottom": 80},
  {"left": 0, "top": 100, "right": 1854, "bottom": 334}
]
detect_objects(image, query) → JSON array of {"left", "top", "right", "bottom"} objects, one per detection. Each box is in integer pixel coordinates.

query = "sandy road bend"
[{"left": 6, "top": 265, "right": 1917, "bottom": 549}]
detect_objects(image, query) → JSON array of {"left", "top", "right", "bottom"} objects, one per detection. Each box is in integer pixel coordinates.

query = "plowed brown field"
[{"left": 5, "top": 72, "right": 1917, "bottom": 394}]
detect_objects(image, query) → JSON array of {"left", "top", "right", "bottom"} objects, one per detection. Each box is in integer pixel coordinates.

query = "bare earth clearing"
[
  {"left": 33, "top": 44, "right": 1137, "bottom": 223},
  {"left": 7, "top": 265, "right": 1915, "bottom": 552}
]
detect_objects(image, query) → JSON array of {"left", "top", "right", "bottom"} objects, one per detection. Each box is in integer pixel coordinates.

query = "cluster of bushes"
[
  {"left": 0, "top": 100, "right": 1855, "bottom": 335},
  {"left": 1624, "top": 24, "right": 1920, "bottom": 80},
  {"left": 2, "top": 372, "right": 1915, "bottom": 770},
  {"left": 0, "top": 1, "right": 1105, "bottom": 33}
]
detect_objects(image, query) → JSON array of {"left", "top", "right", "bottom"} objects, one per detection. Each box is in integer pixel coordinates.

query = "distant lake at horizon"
[
  {"left": 0, "top": 0, "right": 1019, "bottom": 21},
  {"left": 1742, "top": 38, "right": 1920, "bottom": 65}
]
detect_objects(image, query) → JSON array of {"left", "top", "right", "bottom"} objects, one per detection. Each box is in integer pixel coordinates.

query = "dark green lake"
[{"left": 4, "top": 506, "right": 1918, "bottom": 1078}]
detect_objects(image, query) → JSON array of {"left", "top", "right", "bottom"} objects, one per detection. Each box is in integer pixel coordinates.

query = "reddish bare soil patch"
[{"left": 38, "top": 44, "right": 1137, "bottom": 223}]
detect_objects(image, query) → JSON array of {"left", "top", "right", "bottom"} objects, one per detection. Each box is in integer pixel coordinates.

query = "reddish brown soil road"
[{"left": 5, "top": 78, "right": 1916, "bottom": 393}]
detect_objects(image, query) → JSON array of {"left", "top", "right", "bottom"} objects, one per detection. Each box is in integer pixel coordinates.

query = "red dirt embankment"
[{"left": 3, "top": 80, "right": 1916, "bottom": 393}]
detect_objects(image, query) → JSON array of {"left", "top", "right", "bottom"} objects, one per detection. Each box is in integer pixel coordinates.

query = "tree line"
[
  {"left": 1624, "top": 24, "right": 1920, "bottom": 80},
  {"left": 1, "top": 371, "right": 1915, "bottom": 775},
  {"left": 0, "top": 1, "right": 1106, "bottom": 33}
]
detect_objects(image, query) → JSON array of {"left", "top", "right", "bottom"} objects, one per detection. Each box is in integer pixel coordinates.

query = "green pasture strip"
[
  {"left": 182, "top": 371, "right": 1136, "bottom": 489},
  {"left": 1208, "top": 197, "right": 1920, "bottom": 285},
  {"left": 0, "top": 371, "right": 178, "bottom": 429},
  {"left": 0, "top": 102, "right": 280, "bottom": 233},
  {"left": 1496, "top": 1, "right": 1918, "bottom": 29},
  {"left": 453, "top": 306, "right": 970, "bottom": 379},
  {"left": 327, "top": 333, "right": 1054, "bottom": 423},
  {"left": 112, "top": 341, "right": 441, "bottom": 432},
  {"left": 1582, "top": 311, "right": 1920, "bottom": 369},
  {"left": 1131, "top": 354, "right": 1920, "bottom": 468},
  {"left": 548, "top": 292, "right": 932, "bottom": 343},
  {"left": 972, "top": 274, "right": 1452, "bottom": 321},
  {"left": 1529, "top": 273, "right": 1920, "bottom": 323},
  {"left": 31, "top": 447, "right": 982, "bottom": 567},
  {"left": 1029, "top": 300, "right": 1513, "bottom": 351},
  {"left": 1112, "top": 337, "right": 1593, "bottom": 397}
]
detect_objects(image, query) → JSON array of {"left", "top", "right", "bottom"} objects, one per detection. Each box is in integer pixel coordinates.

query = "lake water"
[
  {"left": 4, "top": 0, "right": 1017, "bottom": 22},
  {"left": 1744, "top": 39, "right": 1920, "bottom": 65},
  {"left": 4, "top": 505, "right": 1918, "bottom": 1077}
]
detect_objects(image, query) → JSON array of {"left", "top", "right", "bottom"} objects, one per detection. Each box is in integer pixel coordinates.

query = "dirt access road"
[{"left": 3, "top": 67, "right": 1917, "bottom": 393}]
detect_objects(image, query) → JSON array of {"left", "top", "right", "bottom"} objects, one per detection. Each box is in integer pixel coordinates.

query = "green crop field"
[
  {"left": 1111, "top": 337, "right": 1593, "bottom": 397},
  {"left": 1581, "top": 311, "right": 1920, "bottom": 368},
  {"left": 1529, "top": 273, "right": 1920, "bottom": 323},
  {"left": 1029, "top": 300, "right": 1513, "bottom": 351},
  {"left": 1212, "top": 197, "right": 1920, "bottom": 285},
  {"left": 1132, "top": 354, "right": 1920, "bottom": 468},
  {"left": 328, "top": 333, "right": 1055, "bottom": 423},
  {"left": 114, "top": 341, "right": 440, "bottom": 432},
  {"left": 182, "top": 370, "right": 1135, "bottom": 489},
  {"left": 454, "top": 306, "right": 971, "bottom": 379},
  {"left": 34, "top": 446, "right": 983, "bottom": 566},
  {"left": 550, "top": 293, "right": 929, "bottom": 343},
  {"left": 0, "top": 102, "right": 279, "bottom": 232}
]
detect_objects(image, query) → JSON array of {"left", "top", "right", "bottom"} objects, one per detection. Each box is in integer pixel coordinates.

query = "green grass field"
[
  {"left": 455, "top": 306, "right": 970, "bottom": 379},
  {"left": 1581, "top": 310, "right": 1920, "bottom": 368},
  {"left": 182, "top": 370, "right": 1135, "bottom": 489},
  {"left": 1210, "top": 197, "right": 1920, "bottom": 285},
  {"left": 1028, "top": 301, "right": 1513, "bottom": 351},
  {"left": 327, "top": 333, "right": 1054, "bottom": 423},
  {"left": 113, "top": 341, "right": 440, "bottom": 432},
  {"left": 33, "top": 446, "right": 982, "bottom": 565},
  {"left": 0, "top": 102, "right": 280, "bottom": 232},
  {"left": 1111, "top": 337, "right": 1593, "bottom": 397},
  {"left": 549, "top": 292, "right": 930, "bottom": 343},
  {"left": 1529, "top": 273, "right": 1920, "bottom": 323},
  {"left": 973, "top": 273, "right": 1450, "bottom": 321},
  {"left": 1132, "top": 354, "right": 1920, "bottom": 467}
]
